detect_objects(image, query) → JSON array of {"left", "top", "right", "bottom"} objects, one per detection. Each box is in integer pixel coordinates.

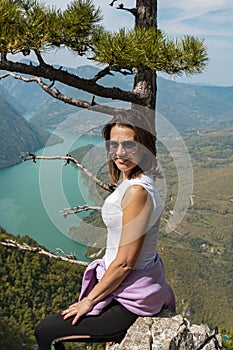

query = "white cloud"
[{"left": 159, "top": 0, "right": 233, "bottom": 11}]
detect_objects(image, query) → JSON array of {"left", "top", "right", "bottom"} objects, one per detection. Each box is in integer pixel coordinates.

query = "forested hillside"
[
  {"left": 69, "top": 127, "right": 233, "bottom": 329},
  {"left": 0, "top": 126, "right": 232, "bottom": 349},
  {"left": 1, "top": 64, "right": 232, "bottom": 348},
  {"left": 0, "top": 229, "right": 98, "bottom": 350},
  {"left": 0, "top": 95, "right": 62, "bottom": 169}
]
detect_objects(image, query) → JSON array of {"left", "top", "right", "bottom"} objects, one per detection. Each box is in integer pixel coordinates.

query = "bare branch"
[
  {"left": 109, "top": 1, "right": 136, "bottom": 16},
  {"left": 92, "top": 66, "right": 133, "bottom": 82},
  {"left": 20, "top": 152, "right": 114, "bottom": 193},
  {"left": 109, "top": 0, "right": 117, "bottom": 6},
  {"left": 92, "top": 66, "right": 113, "bottom": 82},
  {"left": 0, "top": 72, "right": 94, "bottom": 109},
  {"left": 0, "top": 59, "right": 144, "bottom": 105},
  {"left": 116, "top": 4, "right": 137, "bottom": 16},
  {"left": 0, "top": 72, "right": 130, "bottom": 115},
  {"left": 34, "top": 49, "right": 47, "bottom": 66},
  {"left": 0, "top": 239, "right": 89, "bottom": 266},
  {"left": 61, "top": 204, "right": 102, "bottom": 217},
  {"left": 89, "top": 104, "right": 126, "bottom": 116}
]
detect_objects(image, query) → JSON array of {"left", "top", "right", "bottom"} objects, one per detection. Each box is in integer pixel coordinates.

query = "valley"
[{"left": 0, "top": 66, "right": 232, "bottom": 331}]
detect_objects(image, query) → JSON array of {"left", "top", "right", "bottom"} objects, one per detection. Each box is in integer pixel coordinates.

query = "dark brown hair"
[{"left": 102, "top": 110, "right": 157, "bottom": 184}]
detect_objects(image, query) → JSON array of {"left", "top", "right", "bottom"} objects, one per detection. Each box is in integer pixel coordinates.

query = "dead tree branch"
[
  {"left": 34, "top": 49, "right": 47, "bottom": 67},
  {"left": 0, "top": 72, "right": 130, "bottom": 116},
  {"left": 92, "top": 66, "right": 113, "bottom": 82},
  {"left": 20, "top": 152, "right": 114, "bottom": 193},
  {"left": 92, "top": 65, "right": 132, "bottom": 83},
  {"left": 0, "top": 59, "right": 144, "bottom": 105},
  {"left": 116, "top": 4, "right": 137, "bottom": 16},
  {"left": 109, "top": 1, "right": 137, "bottom": 16},
  {"left": 61, "top": 204, "right": 102, "bottom": 218},
  {"left": 109, "top": 0, "right": 117, "bottom": 6},
  {"left": 0, "top": 72, "right": 95, "bottom": 109},
  {"left": 0, "top": 239, "right": 89, "bottom": 266}
]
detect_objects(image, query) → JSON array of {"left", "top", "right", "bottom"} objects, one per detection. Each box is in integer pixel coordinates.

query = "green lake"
[{"left": 0, "top": 129, "right": 102, "bottom": 262}]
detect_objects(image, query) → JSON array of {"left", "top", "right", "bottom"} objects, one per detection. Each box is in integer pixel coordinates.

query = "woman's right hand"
[{"left": 61, "top": 297, "right": 94, "bottom": 325}]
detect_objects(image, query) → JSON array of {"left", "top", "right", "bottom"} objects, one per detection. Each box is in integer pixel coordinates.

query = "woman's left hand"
[{"left": 61, "top": 297, "right": 94, "bottom": 325}]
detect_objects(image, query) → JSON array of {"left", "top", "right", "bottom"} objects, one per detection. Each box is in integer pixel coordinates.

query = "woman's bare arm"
[{"left": 62, "top": 185, "right": 153, "bottom": 324}]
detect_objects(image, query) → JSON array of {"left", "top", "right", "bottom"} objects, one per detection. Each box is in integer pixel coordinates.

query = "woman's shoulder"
[
  {"left": 127, "top": 174, "right": 155, "bottom": 188},
  {"left": 116, "top": 174, "right": 158, "bottom": 199},
  {"left": 126, "top": 174, "right": 162, "bottom": 203}
]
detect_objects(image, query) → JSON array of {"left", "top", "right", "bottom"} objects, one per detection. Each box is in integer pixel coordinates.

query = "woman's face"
[{"left": 109, "top": 124, "right": 145, "bottom": 179}]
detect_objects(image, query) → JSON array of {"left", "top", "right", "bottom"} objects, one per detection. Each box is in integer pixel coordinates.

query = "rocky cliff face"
[{"left": 106, "top": 311, "right": 222, "bottom": 350}]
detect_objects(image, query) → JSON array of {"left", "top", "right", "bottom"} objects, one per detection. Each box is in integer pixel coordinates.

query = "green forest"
[
  {"left": 0, "top": 229, "right": 105, "bottom": 349},
  {"left": 70, "top": 127, "right": 233, "bottom": 334}
]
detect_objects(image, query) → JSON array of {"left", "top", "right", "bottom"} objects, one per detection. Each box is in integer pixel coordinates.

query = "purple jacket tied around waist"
[{"left": 78, "top": 255, "right": 176, "bottom": 316}]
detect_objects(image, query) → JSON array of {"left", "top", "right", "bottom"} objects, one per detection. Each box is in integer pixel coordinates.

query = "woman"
[{"left": 35, "top": 111, "right": 175, "bottom": 350}]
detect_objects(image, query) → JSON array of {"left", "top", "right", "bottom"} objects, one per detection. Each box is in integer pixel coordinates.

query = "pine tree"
[{"left": 0, "top": 0, "right": 208, "bottom": 130}]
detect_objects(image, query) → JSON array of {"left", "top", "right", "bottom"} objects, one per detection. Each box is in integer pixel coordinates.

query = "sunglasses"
[{"left": 108, "top": 140, "right": 138, "bottom": 154}]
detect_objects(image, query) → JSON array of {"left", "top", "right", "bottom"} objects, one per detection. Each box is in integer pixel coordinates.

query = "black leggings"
[{"left": 35, "top": 301, "right": 138, "bottom": 350}]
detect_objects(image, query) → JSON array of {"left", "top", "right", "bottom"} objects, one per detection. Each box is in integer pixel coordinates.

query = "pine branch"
[
  {"left": 20, "top": 152, "right": 114, "bottom": 193},
  {"left": 0, "top": 59, "right": 144, "bottom": 105},
  {"left": 61, "top": 204, "right": 102, "bottom": 218},
  {"left": 92, "top": 28, "right": 208, "bottom": 76},
  {"left": 0, "top": 239, "right": 89, "bottom": 266}
]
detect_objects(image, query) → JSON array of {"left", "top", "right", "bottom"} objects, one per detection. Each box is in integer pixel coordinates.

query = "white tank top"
[{"left": 101, "top": 174, "right": 163, "bottom": 270}]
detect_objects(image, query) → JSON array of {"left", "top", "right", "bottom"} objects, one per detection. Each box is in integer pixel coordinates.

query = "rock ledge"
[{"left": 106, "top": 311, "right": 222, "bottom": 350}]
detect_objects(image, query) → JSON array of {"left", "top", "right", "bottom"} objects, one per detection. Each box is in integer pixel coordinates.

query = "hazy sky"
[{"left": 42, "top": 0, "right": 233, "bottom": 86}]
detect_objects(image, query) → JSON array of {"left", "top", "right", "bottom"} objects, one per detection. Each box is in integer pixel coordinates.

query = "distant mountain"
[
  {"left": 69, "top": 127, "right": 233, "bottom": 328},
  {"left": 0, "top": 95, "right": 63, "bottom": 169},
  {"left": 0, "top": 64, "right": 132, "bottom": 128},
  {"left": 157, "top": 78, "right": 233, "bottom": 131},
  {"left": 0, "top": 84, "right": 26, "bottom": 115},
  {"left": 1, "top": 64, "right": 232, "bottom": 131}
]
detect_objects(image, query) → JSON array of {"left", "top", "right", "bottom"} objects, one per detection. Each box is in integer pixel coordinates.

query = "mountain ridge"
[
  {"left": 69, "top": 126, "right": 233, "bottom": 329},
  {"left": 1, "top": 64, "right": 232, "bottom": 132},
  {"left": 0, "top": 95, "right": 63, "bottom": 169}
]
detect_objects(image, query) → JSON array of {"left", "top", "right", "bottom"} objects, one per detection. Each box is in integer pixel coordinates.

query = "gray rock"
[{"left": 106, "top": 311, "right": 222, "bottom": 350}]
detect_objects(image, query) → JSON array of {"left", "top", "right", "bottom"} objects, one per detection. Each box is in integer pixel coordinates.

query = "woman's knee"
[
  {"left": 34, "top": 316, "right": 56, "bottom": 347},
  {"left": 35, "top": 318, "right": 48, "bottom": 341}
]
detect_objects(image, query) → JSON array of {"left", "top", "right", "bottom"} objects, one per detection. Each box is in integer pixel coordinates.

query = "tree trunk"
[{"left": 133, "top": 0, "right": 157, "bottom": 131}]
